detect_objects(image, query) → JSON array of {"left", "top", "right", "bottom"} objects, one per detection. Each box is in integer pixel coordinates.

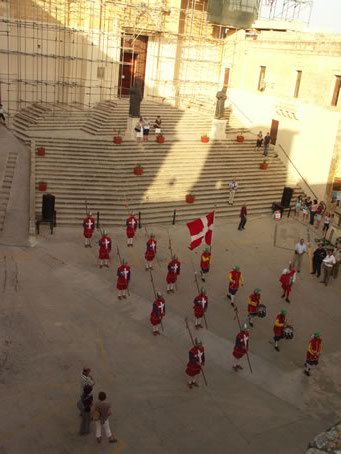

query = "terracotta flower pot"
[
  {"left": 113, "top": 136, "right": 122, "bottom": 145},
  {"left": 156, "top": 135, "right": 165, "bottom": 144},
  {"left": 186, "top": 194, "right": 195, "bottom": 204},
  {"left": 201, "top": 136, "right": 209, "bottom": 143},
  {"left": 37, "top": 147, "right": 45, "bottom": 157},
  {"left": 260, "top": 162, "right": 268, "bottom": 170},
  {"left": 38, "top": 182, "right": 47, "bottom": 191},
  {"left": 236, "top": 135, "right": 245, "bottom": 143},
  {"left": 134, "top": 167, "right": 144, "bottom": 176}
]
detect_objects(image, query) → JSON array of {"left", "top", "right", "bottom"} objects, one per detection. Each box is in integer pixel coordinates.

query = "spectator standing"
[
  {"left": 256, "top": 131, "right": 263, "bottom": 150},
  {"left": 302, "top": 197, "right": 312, "bottom": 223},
  {"left": 309, "top": 199, "right": 318, "bottom": 225},
  {"left": 228, "top": 179, "right": 238, "bottom": 205},
  {"left": 322, "top": 212, "right": 331, "bottom": 236},
  {"left": 263, "top": 132, "right": 271, "bottom": 156},
  {"left": 333, "top": 242, "right": 341, "bottom": 279},
  {"left": 135, "top": 117, "right": 144, "bottom": 141},
  {"left": 79, "top": 385, "right": 93, "bottom": 435},
  {"left": 80, "top": 367, "right": 95, "bottom": 394},
  {"left": 311, "top": 243, "right": 326, "bottom": 278},
  {"left": 92, "top": 391, "right": 118, "bottom": 444},
  {"left": 320, "top": 250, "right": 336, "bottom": 286},
  {"left": 292, "top": 238, "right": 307, "bottom": 273},
  {"left": 238, "top": 204, "right": 247, "bottom": 231},
  {"left": 153, "top": 115, "right": 162, "bottom": 133},
  {"left": 294, "top": 195, "right": 302, "bottom": 217},
  {"left": 315, "top": 202, "right": 325, "bottom": 229},
  {"left": 143, "top": 117, "right": 150, "bottom": 142},
  {"left": 0, "top": 104, "right": 5, "bottom": 124}
]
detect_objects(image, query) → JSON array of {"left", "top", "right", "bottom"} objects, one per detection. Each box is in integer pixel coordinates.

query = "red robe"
[
  {"left": 126, "top": 216, "right": 137, "bottom": 238},
  {"left": 166, "top": 259, "right": 181, "bottom": 284},
  {"left": 232, "top": 330, "right": 249, "bottom": 359},
  {"left": 185, "top": 346, "right": 205, "bottom": 377},
  {"left": 280, "top": 270, "right": 295, "bottom": 291},
  {"left": 273, "top": 313, "right": 286, "bottom": 338},
  {"left": 228, "top": 269, "right": 243, "bottom": 292},
  {"left": 150, "top": 297, "right": 166, "bottom": 326},
  {"left": 247, "top": 292, "right": 260, "bottom": 315},
  {"left": 116, "top": 265, "right": 130, "bottom": 290},
  {"left": 193, "top": 294, "right": 208, "bottom": 318},
  {"left": 98, "top": 236, "right": 112, "bottom": 259},
  {"left": 83, "top": 216, "right": 95, "bottom": 239},
  {"left": 145, "top": 239, "right": 157, "bottom": 261},
  {"left": 200, "top": 251, "right": 211, "bottom": 272},
  {"left": 306, "top": 337, "right": 322, "bottom": 364}
]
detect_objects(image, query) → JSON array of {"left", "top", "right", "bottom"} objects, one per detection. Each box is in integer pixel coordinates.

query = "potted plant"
[
  {"left": 236, "top": 130, "right": 245, "bottom": 142},
  {"left": 201, "top": 135, "right": 209, "bottom": 143},
  {"left": 37, "top": 146, "right": 46, "bottom": 157},
  {"left": 113, "top": 130, "right": 122, "bottom": 145},
  {"left": 38, "top": 181, "right": 47, "bottom": 191},
  {"left": 260, "top": 159, "right": 268, "bottom": 170},
  {"left": 185, "top": 194, "right": 195, "bottom": 204},
  {"left": 133, "top": 164, "right": 144, "bottom": 176},
  {"left": 156, "top": 133, "right": 165, "bottom": 144}
]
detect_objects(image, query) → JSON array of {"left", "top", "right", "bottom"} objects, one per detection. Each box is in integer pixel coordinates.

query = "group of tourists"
[{"left": 135, "top": 115, "right": 162, "bottom": 141}]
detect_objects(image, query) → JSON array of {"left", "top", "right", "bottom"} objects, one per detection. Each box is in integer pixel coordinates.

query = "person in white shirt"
[
  {"left": 228, "top": 179, "right": 238, "bottom": 205},
  {"left": 292, "top": 239, "right": 307, "bottom": 273},
  {"left": 320, "top": 250, "right": 336, "bottom": 286}
]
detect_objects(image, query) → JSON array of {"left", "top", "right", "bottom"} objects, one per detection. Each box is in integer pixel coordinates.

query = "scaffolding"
[
  {"left": 0, "top": 0, "right": 228, "bottom": 117},
  {"left": 258, "top": 0, "right": 313, "bottom": 24}
]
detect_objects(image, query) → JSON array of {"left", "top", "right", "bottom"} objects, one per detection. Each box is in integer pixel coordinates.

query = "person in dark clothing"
[
  {"left": 238, "top": 204, "right": 247, "bottom": 230},
  {"left": 311, "top": 243, "right": 327, "bottom": 278},
  {"left": 263, "top": 132, "right": 271, "bottom": 156},
  {"left": 79, "top": 385, "right": 93, "bottom": 435}
]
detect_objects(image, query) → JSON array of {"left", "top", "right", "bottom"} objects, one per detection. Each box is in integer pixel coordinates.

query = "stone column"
[{"left": 210, "top": 119, "right": 227, "bottom": 140}]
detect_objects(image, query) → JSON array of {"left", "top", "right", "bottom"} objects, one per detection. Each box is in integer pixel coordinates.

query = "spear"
[
  {"left": 116, "top": 244, "right": 130, "bottom": 296},
  {"left": 149, "top": 269, "right": 164, "bottom": 332},
  {"left": 167, "top": 231, "right": 177, "bottom": 291},
  {"left": 144, "top": 225, "right": 161, "bottom": 269},
  {"left": 232, "top": 306, "right": 253, "bottom": 374},
  {"left": 194, "top": 271, "right": 208, "bottom": 329},
  {"left": 85, "top": 198, "right": 88, "bottom": 215},
  {"left": 185, "top": 317, "right": 208, "bottom": 386}
]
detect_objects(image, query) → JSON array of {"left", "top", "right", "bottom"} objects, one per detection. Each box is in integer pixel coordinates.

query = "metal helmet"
[
  {"left": 200, "top": 287, "right": 206, "bottom": 294},
  {"left": 156, "top": 291, "right": 163, "bottom": 298},
  {"left": 242, "top": 323, "right": 248, "bottom": 330},
  {"left": 150, "top": 233, "right": 155, "bottom": 239},
  {"left": 122, "top": 258, "right": 127, "bottom": 265},
  {"left": 172, "top": 254, "right": 177, "bottom": 261},
  {"left": 194, "top": 337, "right": 202, "bottom": 347},
  {"left": 234, "top": 265, "right": 240, "bottom": 271},
  {"left": 89, "top": 212, "right": 92, "bottom": 217}
]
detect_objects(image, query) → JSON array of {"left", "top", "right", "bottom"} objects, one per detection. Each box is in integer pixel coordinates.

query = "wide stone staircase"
[{"left": 33, "top": 136, "right": 302, "bottom": 227}]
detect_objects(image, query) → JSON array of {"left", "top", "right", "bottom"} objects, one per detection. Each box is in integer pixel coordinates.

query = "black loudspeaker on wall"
[
  {"left": 281, "top": 187, "right": 293, "bottom": 208},
  {"left": 42, "top": 194, "right": 55, "bottom": 219}
]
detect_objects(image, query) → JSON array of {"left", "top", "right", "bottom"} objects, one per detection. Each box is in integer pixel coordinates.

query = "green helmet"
[
  {"left": 280, "top": 309, "right": 287, "bottom": 315},
  {"left": 314, "top": 332, "right": 320, "bottom": 337},
  {"left": 254, "top": 288, "right": 261, "bottom": 293},
  {"left": 234, "top": 265, "right": 240, "bottom": 271}
]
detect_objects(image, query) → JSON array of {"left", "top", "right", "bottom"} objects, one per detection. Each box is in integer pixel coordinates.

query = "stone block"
[{"left": 210, "top": 119, "right": 227, "bottom": 140}]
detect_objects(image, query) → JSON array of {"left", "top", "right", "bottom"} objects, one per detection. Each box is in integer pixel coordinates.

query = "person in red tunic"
[
  {"left": 200, "top": 248, "right": 211, "bottom": 282},
  {"left": 126, "top": 212, "right": 137, "bottom": 247},
  {"left": 279, "top": 264, "right": 296, "bottom": 303},
  {"left": 304, "top": 332, "right": 322, "bottom": 376},
  {"left": 185, "top": 338, "right": 205, "bottom": 388},
  {"left": 247, "top": 288, "right": 261, "bottom": 327},
  {"left": 98, "top": 231, "right": 112, "bottom": 268},
  {"left": 116, "top": 259, "right": 131, "bottom": 299},
  {"left": 273, "top": 310, "right": 287, "bottom": 352},
  {"left": 83, "top": 212, "right": 95, "bottom": 247},
  {"left": 227, "top": 265, "right": 244, "bottom": 305},
  {"left": 150, "top": 292, "right": 166, "bottom": 336},
  {"left": 193, "top": 288, "right": 208, "bottom": 329},
  {"left": 232, "top": 324, "right": 249, "bottom": 371},
  {"left": 166, "top": 255, "right": 181, "bottom": 293},
  {"left": 145, "top": 234, "right": 157, "bottom": 270}
]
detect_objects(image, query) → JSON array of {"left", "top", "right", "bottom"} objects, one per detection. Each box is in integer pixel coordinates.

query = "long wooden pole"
[
  {"left": 193, "top": 269, "right": 208, "bottom": 329},
  {"left": 233, "top": 307, "right": 253, "bottom": 374},
  {"left": 149, "top": 269, "right": 164, "bottom": 331},
  {"left": 185, "top": 317, "right": 208, "bottom": 386},
  {"left": 116, "top": 244, "right": 130, "bottom": 296}
]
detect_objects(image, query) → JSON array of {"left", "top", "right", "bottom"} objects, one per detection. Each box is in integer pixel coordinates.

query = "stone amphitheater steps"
[
  {"left": 34, "top": 137, "right": 302, "bottom": 226},
  {"left": 0, "top": 151, "right": 18, "bottom": 231}
]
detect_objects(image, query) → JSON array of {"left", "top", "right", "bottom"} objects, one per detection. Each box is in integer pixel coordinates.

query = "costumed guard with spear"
[
  {"left": 149, "top": 268, "right": 165, "bottom": 336},
  {"left": 231, "top": 304, "right": 253, "bottom": 373},
  {"left": 126, "top": 211, "right": 137, "bottom": 247},
  {"left": 145, "top": 233, "right": 157, "bottom": 271},
  {"left": 98, "top": 230, "right": 112, "bottom": 268},
  {"left": 116, "top": 245, "right": 131, "bottom": 299},
  {"left": 82, "top": 199, "right": 95, "bottom": 247},
  {"left": 191, "top": 264, "right": 208, "bottom": 329},
  {"left": 185, "top": 318, "right": 207, "bottom": 389},
  {"left": 166, "top": 235, "right": 181, "bottom": 293}
]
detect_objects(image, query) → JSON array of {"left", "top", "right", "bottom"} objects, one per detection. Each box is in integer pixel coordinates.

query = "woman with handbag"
[{"left": 92, "top": 391, "right": 118, "bottom": 444}]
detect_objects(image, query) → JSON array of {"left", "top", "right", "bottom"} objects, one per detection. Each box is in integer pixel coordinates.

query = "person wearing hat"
[
  {"left": 98, "top": 231, "right": 112, "bottom": 268},
  {"left": 227, "top": 265, "right": 244, "bottom": 304},
  {"left": 200, "top": 247, "right": 211, "bottom": 282},
  {"left": 193, "top": 288, "right": 208, "bottom": 329},
  {"left": 304, "top": 332, "right": 322, "bottom": 377},
  {"left": 311, "top": 243, "right": 327, "bottom": 278},
  {"left": 126, "top": 212, "right": 137, "bottom": 247},
  {"left": 247, "top": 288, "right": 261, "bottom": 327},
  {"left": 185, "top": 338, "right": 205, "bottom": 388},
  {"left": 232, "top": 323, "right": 249, "bottom": 371},
  {"left": 116, "top": 258, "right": 131, "bottom": 299},
  {"left": 83, "top": 212, "right": 95, "bottom": 248},
  {"left": 279, "top": 264, "right": 296, "bottom": 303},
  {"left": 150, "top": 291, "right": 166, "bottom": 336},
  {"left": 166, "top": 255, "right": 181, "bottom": 293},
  {"left": 320, "top": 249, "right": 336, "bottom": 286},
  {"left": 145, "top": 233, "right": 157, "bottom": 270},
  {"left": 273, "top": 310, "right": 287, "bottom": 352}
]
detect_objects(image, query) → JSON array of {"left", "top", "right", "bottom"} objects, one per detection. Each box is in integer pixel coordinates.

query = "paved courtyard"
[{"left": 0, "top": 212, "right": 340, "bottom": 454}]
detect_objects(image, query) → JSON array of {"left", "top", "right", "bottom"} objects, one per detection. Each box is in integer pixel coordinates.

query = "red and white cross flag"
[{"left": 186, "top": 211, "right": 215, "bottom": 250}]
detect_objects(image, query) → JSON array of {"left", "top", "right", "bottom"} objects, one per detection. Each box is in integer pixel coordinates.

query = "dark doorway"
[
  {"left": 223, "top": 68, "right": 230, "bottom": 88},
  {"left": 118, "top": 35, "right": 148, "bottom": 97},
  {"left": 270, "top": 119, "right": 279, "bottom": 145}
]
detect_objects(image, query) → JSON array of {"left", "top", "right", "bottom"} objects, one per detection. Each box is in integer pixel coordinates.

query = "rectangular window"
[
  {"left": 97, "top": 67, "right": 105, "bottom": 79},
  {"left": 293, "top": 70, "right": 302, "bottom": 98},
  {"left": 258, "top": 66, "right": 266, "bottom": 91},
  {"left": 331, "top": 75, "right": 341, "bottom": 106}
]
